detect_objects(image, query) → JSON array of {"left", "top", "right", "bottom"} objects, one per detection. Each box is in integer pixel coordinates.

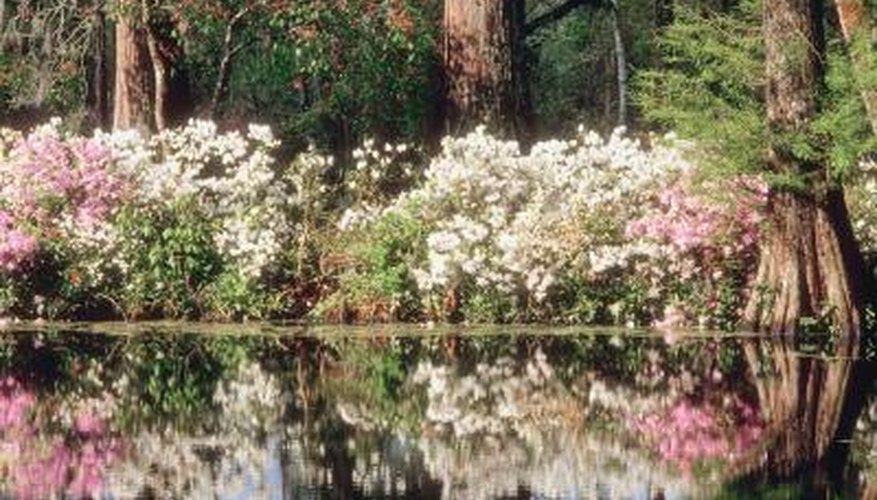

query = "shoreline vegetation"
[{"left": 0, "top": 120, "right": 874, "bottom": 330}]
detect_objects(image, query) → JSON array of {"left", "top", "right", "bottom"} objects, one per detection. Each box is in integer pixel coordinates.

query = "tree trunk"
[
  {"left": 89, "top": 8, "right": 109, "bottom": 129},
  {"left": 113, "top": 6, "right": 151, "bottom": 133},
  {"left": 610, "top": 0, "right": 628, "bottom": 127},
  {"left": 834, "top": 0, "right": 877, "bottom": 135},
  {"left": 743, "top": 0, "right": 864, "bottom": 336},
  {"left": 142, "top": 0, "right": 168, "bottom": 132},
  {"left": 208, "top": 5, "right": 252, "bottom": 119},
  {"left": 443, "top": 0, "right": 529, "bottom": 137}
]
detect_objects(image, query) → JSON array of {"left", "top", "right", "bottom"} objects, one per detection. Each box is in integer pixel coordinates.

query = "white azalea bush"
[{"left": 326, "top": 126, "right": 765, "bottom": 326}]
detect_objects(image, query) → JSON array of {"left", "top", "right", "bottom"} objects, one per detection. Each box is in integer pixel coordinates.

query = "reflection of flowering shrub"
[
  {"left": 0, "top": 377, "right": 122, "bottom": 499},
  {"left": 631, "top": 397, "right": 763, "bottom": 474}
]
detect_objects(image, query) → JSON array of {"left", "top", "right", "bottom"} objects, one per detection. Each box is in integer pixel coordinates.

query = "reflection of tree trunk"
[{"left": 741, "top": 338, "right": 858, "bottom": 475}]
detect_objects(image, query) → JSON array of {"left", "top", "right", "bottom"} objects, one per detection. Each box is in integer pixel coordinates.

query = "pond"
[{"left": 0, "top": 325, "right": 874, "bottom": 499}]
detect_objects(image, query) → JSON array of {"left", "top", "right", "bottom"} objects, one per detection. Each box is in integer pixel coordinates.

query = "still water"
[{"left": 0, "top": 326, "right": 874, "bottom": 499}]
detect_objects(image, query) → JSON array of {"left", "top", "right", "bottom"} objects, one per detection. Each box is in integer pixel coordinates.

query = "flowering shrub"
[
  {"left": 0, "top": 121, "right": 130, "bottom": 277},
  {"left": 0, "top": 119, "right": 293, "bottom": 320},
  {"left": 334, "top": 127, "right": 765, "bottom": 326}
]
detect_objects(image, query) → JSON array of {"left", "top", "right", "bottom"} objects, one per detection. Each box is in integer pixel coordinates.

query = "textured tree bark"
[
  {"left": 741, "top": 337, "right": 858, "bottom": 476},
  {"left": 834, "top": 0, "right": 877, "bottom": 135},
  {"left": 443, "top": 0, "right": 529, "bottom": 137},
  {"left": 113, "top": 5, "right": 152, "bottom": 133},
  {"left": 743, "top": 0, "right": 864, "bottom": 336}
]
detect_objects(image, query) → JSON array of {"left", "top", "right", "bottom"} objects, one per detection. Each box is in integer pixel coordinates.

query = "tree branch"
[{"left": 524, "top": 0, "right": 605, "bottom": 37}]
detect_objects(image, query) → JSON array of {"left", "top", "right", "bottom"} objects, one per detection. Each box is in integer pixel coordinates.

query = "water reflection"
[{"left": 0, "top": 330, "right": 872, "bottom": 498}]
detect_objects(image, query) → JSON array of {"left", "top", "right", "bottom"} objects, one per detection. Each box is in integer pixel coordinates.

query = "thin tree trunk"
[
  {"left": 34, "top": 18, "right": 53, "bottom": 106},
  {"left": 610, "top": 0, "right": 628, "bottom": 127},
  {"left": 208, "top": 6, "right": 252, "bottom": 119},
  {"left": 142, "top": 0, "right": 167, "bottom": 132},
  {"left": 91, "top": 8, "right": 109, "bottom": 129},
  {"left": 743, "top": 0, "right": 864, "bottom": 336},
  {"left": 113, "top": 7, "right": 151, "bottom": 132},
  {"left": 834, "top": 0, "right": 877, "bottom": 135},
  {"left": 0, "top": 0, "right": 6, "bottom": 49}
]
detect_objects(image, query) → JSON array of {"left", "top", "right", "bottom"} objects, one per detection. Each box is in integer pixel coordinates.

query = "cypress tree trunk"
[
  {"left": 743, "top": 0, "right": 865, "bottom": 336},
  {"left": 113, "top": 4, "right": 151, "bottom": 133},
  {"left": 443, "top": 0, "right": 529, "bottom": 137}
]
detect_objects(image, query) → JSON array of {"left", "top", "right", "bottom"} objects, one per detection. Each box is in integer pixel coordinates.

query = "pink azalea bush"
[
  {"left": 626, "top": 174, "right": 765, "bottom": 257},
  {"left": 0, "top": 121, "right": 130, "bottom": 274},
  {"left": 622, "top": 169, "right": 767, "bottom": 328}
]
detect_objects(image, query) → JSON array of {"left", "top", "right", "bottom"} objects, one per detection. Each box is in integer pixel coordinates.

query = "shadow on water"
[{"left": 0, "top": 326, "right": 874, "bottom": 499}]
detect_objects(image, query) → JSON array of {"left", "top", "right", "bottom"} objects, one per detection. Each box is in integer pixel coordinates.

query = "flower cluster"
[
  {"left": 339, "top": 126, "right": 761, "bottom": 324},
  {"left": 102, "top": 120, "right": 289, "bottom": 280},
  {"left": 0, "top": 119, "right": 300, "bottom": 318},
  {"left": 0, "top": 120, "right": 131, "bottom": 277},
  {"left": 383, "top": 127, "right": 685, "bottom": 301}
]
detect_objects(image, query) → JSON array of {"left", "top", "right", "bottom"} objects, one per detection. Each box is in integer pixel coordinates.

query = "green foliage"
[
  {"left": 815, "top": 41, "right": 877, "bottom": 181},
  {"left": 634, "top": 1, "right": 765, "bottom": 176},
  {"left": 209, "top": 0, "right": 439, "bottom": 148},
  {"left": 316, "top": 212, "right": 425, "bottom": 322},
  {"left": 529, "top": 0, "right": 660, "bottom": 134},
  {"left": 114, "top": 335, "right": 236, "bottom": 431},
  {"left": 458, "top": 281, "right": 520, "bottom": 324},
  {"left": 201, "top": 270, "right": 272, "bottom": 321},
  {"left": 635, "top": 0, "right": 875, "bottom": 187},
  {"left": 114, "top": 201, "right": 223, "bottom": 319}
]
